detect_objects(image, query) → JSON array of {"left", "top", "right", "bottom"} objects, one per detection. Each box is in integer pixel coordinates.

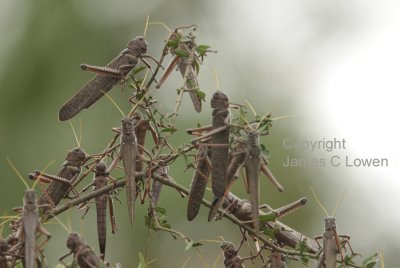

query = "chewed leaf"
[{"left": 138, "top": 252, "right": 147, "bottom": 268}]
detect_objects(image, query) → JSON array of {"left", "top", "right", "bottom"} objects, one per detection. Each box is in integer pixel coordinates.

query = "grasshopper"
[
  {"left": 220, "top": 239, "right": 265, "bottom": 268},
  {"left": 267, "top": 251, "right": 287, "bottom": 268},
  {"left": 220, "top": 241, "right": 246, "bottom": 268},
  {"left": 221, "top": 192, "right": 318, "bottom": 252},
  {"left": 80, "top": 161, "right": 117, "bottom": 260},
  {"left": 311, "top": 188, "right": 358, "bottom": 268},
  {"left": 132, "top": 112, "right": 158, "bottom": 173},
  {"left": 11, "top": 190, "right": 51, "bottom": 268},
  {"left": 30, "top": 147, "right": 87, "bottom": 215},
  {"left": 59, "top": 232, "right": 100, "bottom": 268},
  {"left": 59, "top": 36, "right": 154, "bottom": 121},
  {"left": 0, "top": 237, "right": 11, "bottom": 268},
  {"left": 186, "top": 145, "right": 211, "bottom": 221},
  {"left": 188, "top": 91, "right": 231, "bottom": 221},
  {"left": 157, "top": 26, "right": 204, "bottom": 112},
  {"left": 216, "top": 124, "right": 284, "bottom": 234}
]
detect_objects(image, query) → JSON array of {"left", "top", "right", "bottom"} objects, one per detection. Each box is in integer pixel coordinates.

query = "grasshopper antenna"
[
  {"left": 7, "top": 158, "right": 29, "bottom": 190},
  {"left": 128, "top": 89, "right": 151, "bottom": 117},
  {"left": 101, "top": 90, "right": 126, "bottom": 117},
  {"left": 309, "top": 186, "right": 329, "bottom": 217},
  {"left": 68, "top": 120, "right": 81, "bottom": 148},
  {"left": 143, "top": 15, "right": 150, "bottom": 37},
  {"left": 148, "top": 21, "right": 172, "bottom": 33},
  {"left": 213, "top": 67, "right": 221, "bottom": 92},
  {"left": 53, "top": 215, "right": 73, "bottom": 234},
  {"left": 331, "top": 188, "right": 347, "bottom": 216},
  {"left": 244, "top": 99, "right": 257, "bottom": 117}
]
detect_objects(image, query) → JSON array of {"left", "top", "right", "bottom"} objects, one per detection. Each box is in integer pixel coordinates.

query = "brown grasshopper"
[
  {"left": 220, "top": 240, "right": 265, "bottom": 268},
  {"left": 80, "top": 161, "right": 117, "bottom": 260},
  {"left": 11, "top": 190, "right": 51, "bottom": 268},
  {"left": 188, "top": 91, "right": 231, "bottom": 221},
  {"left": 220, "top": 241, "right": 246, "bottom": 268},
  {"left": 157, "top": 26, "right": 204, "bottom": 112},
  {"left": 267, "top": 251, "right": 287, "bottom": 268},
  {"left": 221, "top": 192, "right": 319, "bottom": 252},
  {"left": 224, "top": 124, "right": 284, "bottom": 234},
  {"left": 59, "top": 36, "right": 159, "bottom": 121},
  {"left": 311, "top": 188, "right": 358, "bottom": 268},
  {"left": 0, "top": 237, "right": 11, "bottom": 268},
  {"left": 186, "top": 145, "right": 211, "bottom": 221},
  {"left": 29, "top": 147, "right": 87, "bottom": 215},
  {"left": 59, "top": 232, "right": 100, "bottom": 268}
]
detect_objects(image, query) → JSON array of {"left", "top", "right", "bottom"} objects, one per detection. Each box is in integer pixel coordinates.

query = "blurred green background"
[{"left": 1, "top": 0, "right": 399, "bottom": 267}]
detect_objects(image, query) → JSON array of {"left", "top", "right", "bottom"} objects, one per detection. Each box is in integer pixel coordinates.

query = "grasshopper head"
[
  {"left": 67, "top": 148, "right": 87, "bottom": 164},
  {"left": 0, "top": 238, "right": 9, "bottom": 252},
  {"left": 121, "top": 117, "right": 135, "bottom": 133},
  {"left": 127, "top": 36, "right": 148, "bottom": 56},
  {"left": 95, "top": 161, "right": 107, "bottom": 174},
  {"left": 324, "top": 216, "right": 337, "bottom": 231},
  {"left": 220, "top": 241, "right": 236, "bottom": 253},
  {"left": 24, "top": 189, "right": 37, "bottom": 205},
  {"left": 211, "top": 91, "right": 229, "bottom": 109},
  {"left": 67, "top": 233, "right": 82, "bottom": 251}
]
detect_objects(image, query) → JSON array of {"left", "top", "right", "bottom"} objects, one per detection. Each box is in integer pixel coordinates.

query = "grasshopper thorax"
[
  {"left": 94, "top": 161, "right": 108, "bottom": 176},
  {"left": 24, "top": 189, "right": 37, "bottom": 205},
  {"left": 324, "top": 217, "right": 337, "bottom": 231},
  {"left": 211, "top": 91, "right": 229, "bottom": 109},
  {"left": 66, "top": 148, "right": 87, "bottom": 164},
  {"left": 127, "top": 36, "right": 148, "bottom": 56}
]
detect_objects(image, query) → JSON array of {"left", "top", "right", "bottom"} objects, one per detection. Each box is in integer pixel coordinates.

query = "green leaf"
[
  {"left": 161, "top": 127, "right": 176, "bottom": 133},
  {"left": 174, "top": 49, "right": 190, "bottom": 58},
  {"left": 196, "top": 90, "right": 206, "bottom": 101},
  {"left": 262, "top": 227, "right": 276, "bottom": 239},
  {"left": 167, "top": 39, "right": 180, "bottom": 49},
  {"left": 192, "top": 242, "right": 203, "bottom": 248},
  {"left": 133, "top": 66, "right": 146, "bottom": 75},
  {"left": 362, "top": 253, "right": 379, "bottom": 268},
  {"left": 259, "top": 212, "right": 276, "bottom": 223},
  {"left": 260, "top": 144, "right": 270, "bottom": 156},
  {"left": 196, "top": 45, "right": 211, "bottom": 56},
  {"left": 193, "top": 59, "right": 200, "bottom": 74},
  {"left": 138, "top": 252, "right": 147, "bottom": 268},
  {"left": 155, "top": 206, "right": 166, "bottom": 215}
]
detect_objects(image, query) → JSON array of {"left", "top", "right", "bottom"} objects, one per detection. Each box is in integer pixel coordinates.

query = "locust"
[
  {"left": 221, "top": 192, "right": 318, "bottom": 252},
  {"left": 0, "top": 237, "right": 10, "bottom": 268},
  {"left": 80, "top": 161, "right": 117, "bottom": 260},
  {"left": 187, "top": 91, "right": 231, "bottom": 221},
  {"left": 132, "top": 112, "right": 158, "bottom": 173},
  {"left": 220, "top": 240, "right": 265, "bottom": 268},
  {"left": 157, "top": 26, "right": 203, "bottom": 112},
  {"left": 29, "top": 147, "right": 87, "bottom": 215},
  {"left": 59, "top": 36, "right": 153, "bottom": 121},
  {"left": 11, "top": 190, "right": 51, "bottom": 268},
  {"left": 215, "top": 124, "right": 284, "bottom": 234},
  {"left": 311, "top": 188, "right": 359, "bottom": 268},
  {"left": 220, "top": 241, "right": 246, "bottom": 268},
  {"left": 186, "top": 145, "right": 211, "bottom": 221},
  {"left": 268, "top": 251, "right": 287, "bottom": 268},
  {"left": 59, "top": 232, "right": 100, "bottom": 268}
]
